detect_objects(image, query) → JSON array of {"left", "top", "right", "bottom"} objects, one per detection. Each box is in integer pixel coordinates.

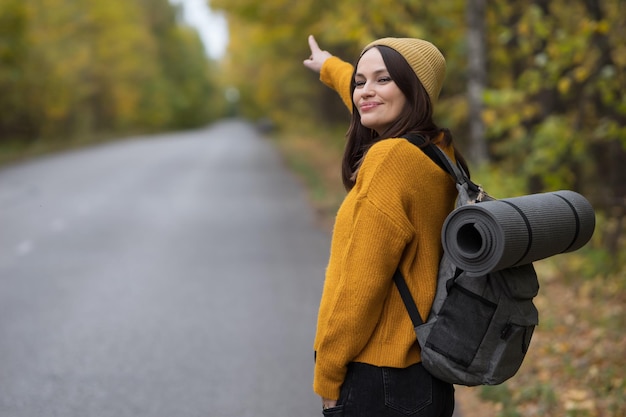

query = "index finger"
[{"left": 308, "top": 35, "right": 321, "bottom": 54}]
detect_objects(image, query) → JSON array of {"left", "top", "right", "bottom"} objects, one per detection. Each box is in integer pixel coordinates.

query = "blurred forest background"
[
  {"left": 0, "top": 0, "right": 224, "bottom": 147},
  {"left": 1, "top": 0, "right": 624, "bottom": 416}
]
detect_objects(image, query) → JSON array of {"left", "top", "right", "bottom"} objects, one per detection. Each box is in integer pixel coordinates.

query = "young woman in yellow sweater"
[{"left": 304, "top": 36, "right": 469, "bottom": 416}]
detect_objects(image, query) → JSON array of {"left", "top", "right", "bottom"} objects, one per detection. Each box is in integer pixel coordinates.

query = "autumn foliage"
[{"left": 0, "top": 0, "right": 221, "bottom": 141}]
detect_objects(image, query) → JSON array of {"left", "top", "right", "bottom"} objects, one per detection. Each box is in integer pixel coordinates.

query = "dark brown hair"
[{"left": 341, "top": 45, "right": 469, "bottom": 190}]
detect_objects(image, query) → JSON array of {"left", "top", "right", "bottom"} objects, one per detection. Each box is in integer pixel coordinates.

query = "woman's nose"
[{"left": 361, "top": 82, "right": 375, "bottom": 97}]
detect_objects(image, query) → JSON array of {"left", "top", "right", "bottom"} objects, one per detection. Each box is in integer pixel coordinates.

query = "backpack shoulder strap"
[
  {"left": 393, "top": 269, "right": 425, "bottom": 327},
  {"left": 402, "top": 133, "right": 479, "bottom": 195},
  {"left": 403, "top": 133, "right": 449, "bottom": 174},
  {"left": 394, "top": 133, "right": 478, "bottom": 328}
]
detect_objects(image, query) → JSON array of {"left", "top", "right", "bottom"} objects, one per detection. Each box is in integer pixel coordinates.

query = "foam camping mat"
[{"left": 442, "top": 190, "right": 595, "bottom": 277}]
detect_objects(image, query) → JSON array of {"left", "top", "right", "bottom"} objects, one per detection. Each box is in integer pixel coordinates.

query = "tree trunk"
[{"left": 466, "top": 0, "right": 489, "bottom": 164}]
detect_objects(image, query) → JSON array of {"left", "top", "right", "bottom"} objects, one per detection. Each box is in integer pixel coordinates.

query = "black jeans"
[{"left": 322, "top": 362, "right": 454, "bottom": 417}]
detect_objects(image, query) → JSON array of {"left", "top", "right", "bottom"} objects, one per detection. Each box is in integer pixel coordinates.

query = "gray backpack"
[{"left": 395, "top": 134, "right": 539, "bottom": 386}]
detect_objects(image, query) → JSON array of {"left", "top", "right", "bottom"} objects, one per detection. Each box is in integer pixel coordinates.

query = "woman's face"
[{"left": 353, "top": 47, "right": 407, "bottom": 135}]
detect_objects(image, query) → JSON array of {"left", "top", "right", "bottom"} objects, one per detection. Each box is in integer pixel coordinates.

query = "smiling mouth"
[{"left": 360, "top": 103, "right": 380, "bottom": 112}]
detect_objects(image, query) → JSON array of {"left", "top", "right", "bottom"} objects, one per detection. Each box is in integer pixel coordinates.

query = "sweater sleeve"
[
  {"left": 313, "top": 200, "right": 412, "bottom": 399},
  {"left": 313, "top": 143, "right": 415, "bottom": 399},
  {"left": 319, "top": 56, "right": 354, "bottom": 112}
]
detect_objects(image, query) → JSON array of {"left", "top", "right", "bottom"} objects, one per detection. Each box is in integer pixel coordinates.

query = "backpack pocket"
[
  {"left": 479, "top": 313, "right": 537, "bottom": 383},
  {"left": 424, "top": 284, "right": 497, "bottom": 368},
  {"left": 496, "top": 264, "right": 539, "bottom": 299}
]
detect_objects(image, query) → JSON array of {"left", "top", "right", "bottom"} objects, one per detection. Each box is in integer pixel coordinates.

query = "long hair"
[{"left": 341, "top": 45, "right": 469, "bottom": 191}]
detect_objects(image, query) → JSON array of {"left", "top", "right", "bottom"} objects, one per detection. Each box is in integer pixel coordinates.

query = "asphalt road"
[{"left": 0, "top": 120, "right": 330, "bottom": 417}]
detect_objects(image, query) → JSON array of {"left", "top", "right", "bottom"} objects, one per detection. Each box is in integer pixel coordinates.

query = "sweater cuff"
[
  {"left": 313, "top": 363, "right": 344, "bottom": 400},
  {"left": 320, "top": 57, "right": 349, "bottom": 87}
]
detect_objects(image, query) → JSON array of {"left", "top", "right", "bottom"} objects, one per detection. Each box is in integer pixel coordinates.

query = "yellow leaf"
[
  {"left": 482, "top": 109, "right": 497, "bottom": 125},
  {"left": 574, "top": 67, "right": 589, "bottom": 82},
  {"left": 596, "top": 20, "right": 610, "bottom": 34},
  {"left": 564, "top": 388, "right": 590, "bottom": 401},
  {"left": 558, "top": 78, "right": 571, "bottom": 94}
]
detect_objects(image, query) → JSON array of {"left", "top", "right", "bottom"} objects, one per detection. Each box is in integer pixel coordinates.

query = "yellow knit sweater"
[{"left": 313, "top": 57, "right": 458, "bottom": 399}]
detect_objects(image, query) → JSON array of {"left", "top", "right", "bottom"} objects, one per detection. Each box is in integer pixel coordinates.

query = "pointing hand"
[{"left": 303, "top": 35, "right": 332, "bottom": 73}]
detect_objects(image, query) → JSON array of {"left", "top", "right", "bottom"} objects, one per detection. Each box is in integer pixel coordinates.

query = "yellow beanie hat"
[{"left": 362, "top": 37, "right": 446, "bottom": 104}]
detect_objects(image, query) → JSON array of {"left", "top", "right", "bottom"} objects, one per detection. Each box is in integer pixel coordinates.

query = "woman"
[{"left": 304, "top": 35, "right": 469, "bottom": 417}]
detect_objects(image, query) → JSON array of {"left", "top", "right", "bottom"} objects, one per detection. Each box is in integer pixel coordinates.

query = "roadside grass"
[
  {"left": 0, "top": 131, "right": 136, "bottom": 168},
  {"left": 0, "top": 137, "right": 71, "bottom": 167},
  {"left": 272, "top": 127, "right": 626, "bottom": 417}
]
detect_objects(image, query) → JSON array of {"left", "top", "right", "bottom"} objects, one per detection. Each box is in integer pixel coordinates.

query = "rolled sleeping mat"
[{"left": 442, "top": 190, "right": 595, "bottom": 277}]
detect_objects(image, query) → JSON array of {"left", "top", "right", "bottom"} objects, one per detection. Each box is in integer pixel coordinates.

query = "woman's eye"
[{"left": 354, "top": 76, "right": 391, "bottom": 88}]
